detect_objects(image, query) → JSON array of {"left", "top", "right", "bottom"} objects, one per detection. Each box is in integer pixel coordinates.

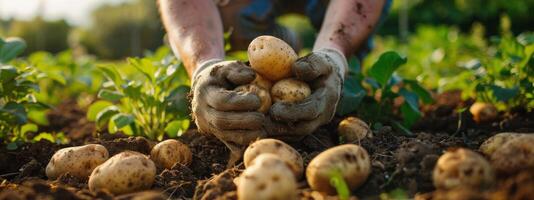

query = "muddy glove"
[
  {"left": 192, "top": 59, "right": 267, "bottom": 148},
  {"left": 266, "top": 48, "right": 347, "bottom": 141}
]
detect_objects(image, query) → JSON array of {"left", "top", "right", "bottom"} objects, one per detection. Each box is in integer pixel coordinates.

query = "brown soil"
[{"left": 1, "top": 93, "right": 533, "bottom": 199}]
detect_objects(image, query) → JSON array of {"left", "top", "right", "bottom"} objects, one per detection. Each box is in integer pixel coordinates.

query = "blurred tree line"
[{"left": 0, "top": 0, "right": 532, "bottom": 59}]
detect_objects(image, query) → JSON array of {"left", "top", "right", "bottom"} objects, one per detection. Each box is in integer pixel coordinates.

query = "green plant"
[
  {"left": 337, "top": 51, "right": 433, "bottom": 135},
  {"left": 0, "top": 37, "right": 51, "bottom": 148},
  {"left": 88, "top": 47, "right": 190, "bottom": 140},
  {"left": 329, "top": 169, "right": 350, "bottom": 200}
]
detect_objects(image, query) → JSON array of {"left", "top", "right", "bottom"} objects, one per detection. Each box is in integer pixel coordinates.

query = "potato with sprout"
[
  {"left": 433, "top": 148, "right": 494, "bottom": 190},
  {"left": 46, "top": 144, "right": 109, "bottom": 180}
]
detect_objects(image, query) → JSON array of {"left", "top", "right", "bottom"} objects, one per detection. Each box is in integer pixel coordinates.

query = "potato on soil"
[
  {"left": 306, "top": 144, "right": 371, "bottom": 195},
  {"left": 150, "top": 139, "right": 192, "bottom": 169},
  {"left": 243, "top": 138, "right": 303, "bottom": 178},
  {"left": 490, "top": 134, "right": 534, "bottom": 175},
  {"left": 235, "top": 84, "right": 272, "bottom": 113},
  {"left": 433, "top": 148, "right": 494, "bottom": 190},
  {"left": 248, "top": 35, "right": 298, "bottom": 81},
  {"left": 338, "top": 117, "right": 373, "bottom": 143},
  {"left": 479, "top": 132, "right": 527, "bottom": 156},
  {"left": 237, "top": 154, "right": 298, "bottom": 200},
  {"left": 271, "top": 78, "right": 311, "bottom": 103},
  {"left": 46, "top": 144, "right": 109, "bottom": 180},
  {"left": 469, "top": 102, "right": 497, "bottom": 123},
  {"left": 88, "top": 151, "right": 156, "bottom": 195}
]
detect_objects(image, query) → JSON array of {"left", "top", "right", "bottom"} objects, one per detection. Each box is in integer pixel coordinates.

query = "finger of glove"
[
  {"left": 203, "top": 86, "right": 261, "bottom": 111},
  {"left": 214, "top": 129, "right": 265, "bottom": 146},
  {"left": 212, "top": 61, "right": 256, "bottom": 85},
  {"left": 292, "top": 53, "right": 331, "bottom": 81},
  {"left": 203, "top": 107, "right": 264, "bottom": 130},
  {"left": 270, "top": 87, "right": 327, "bottom": 121}
]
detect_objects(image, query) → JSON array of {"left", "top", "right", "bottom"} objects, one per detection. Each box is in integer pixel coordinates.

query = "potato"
[
  {"left": 252, "top": 74, "right": 273, "bottom": 90},
  {"left": 469, "top": 102, "right": 497, "bottom": 123},
  {"left": 337, "top": 117, "right": 373, "bottom": 143},
  {"left": 235, "top": 84, "right": 272, "bottom": 113},
  {"left": 248, "top": 35, "right": 298, "bottom": 81},
  {"left": 243, "top": 138, "right": 303, "bottom": 178},
  {"left": 89, "top": 151, "right": 156, "bottom": 195},
  {"left": 271, "top": 78, "right": 311, "bottom": 103},
  {"left": 479, "top": 132, "right": 527, "bottom": 156},
  {"left": 237, "top": 154, "right": 298, "bottom": 200},
  {"left": 433, "top": 148, "right": 494, "bottom": 190},
  {"left": 46, "top": 144, "right": 109, "bottom": 180},
  {"left": 150, "top": 139, "right": 192, "bottom": 169},
  {"left": 306, "top": 144, "right": 371, "bottom": 195},
  {"left": 490, "top": 134, "right": 534, "bottom": 175}
]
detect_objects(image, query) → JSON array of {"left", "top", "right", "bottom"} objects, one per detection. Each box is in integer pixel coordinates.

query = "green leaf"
[
  {"left": 98, "top": 89, "right": 124, "bottom": 101},
  {"left": 404, "top": 80, "right": 434, "bottom": 104},
  {"left": 123, "top": 81, "right": 142, "bottom": 100},
  {"left": 400, "top": 102, "right": 421, "bottom": 128},
  {"left": 43, "top": 71, "right": 67, "bottom": 85},
  {"left": 27, "top": 110, "right": 49, "bottom": 125},
  {"left": 6, "top": 142, "right": 18, "bottom": 150},
  {"left": 367, "top": 51, "right": 407, "bottom": 87},
  {"left": 0, "top": 37, "right": 26, "bottom": 63},
  {"left": 87, "top": 100, "right": 113, "bottom": 121},
  {"left": 21, "top": 123, "right": 38, "bottom": 136},
  {"left": 399, "top": 88, "right": 420, "bottom": 115},
  {"left": 111, "top": 114, "right": 134, "bottom": 129},
  {"left": 165, "top": 120, "right": 190, "bottom": 138},
  {"left": 2, "top": 102, "right": 27, "bottom": 124},
  {"left": 391, "top": 120, "right": 414, "bottom": 136},
  {"left": 165, "top": 85, "right": 191, "bottom": 118},
  {"left": 33, "top": 132, "right": 55, "bottom": 143},
  {"left": 0, "top": 65, "right": 18, "bottom": 81},
  {"left": 336, "top": 75, "right": 366, "bottom": 116},
  {"left": 490, "top": 85, "right": 519, "bottom": 102},
  {"left": 128, "top": 58, "right": 156, "bottom": 82},
  {"left": 97, "top": 65, "right": 123, "bottom": 86},
  {"left": 95, "top": 106, "right": 119, "bottom": 127}
]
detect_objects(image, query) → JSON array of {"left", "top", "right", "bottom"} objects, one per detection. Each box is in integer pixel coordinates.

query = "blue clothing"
[{"left": 238, "top": 0, "right": 392, "bottom": 60}]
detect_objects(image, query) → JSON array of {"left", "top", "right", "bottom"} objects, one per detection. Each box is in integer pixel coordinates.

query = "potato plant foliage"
[{"left": 88, "top": 47, "right": 190, "bottom": 140}]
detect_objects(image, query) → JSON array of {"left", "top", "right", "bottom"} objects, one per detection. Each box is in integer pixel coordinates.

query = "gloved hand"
[
  {"left": 191, "top": 60, "right": 267, "bottom": 148},
  {"left": 266, "top": 48, "right": 347, "bottom": 141}
]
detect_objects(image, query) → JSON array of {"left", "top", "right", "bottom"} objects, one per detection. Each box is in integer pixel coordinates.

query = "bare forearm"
[
  {"left": 314, "top": 0, "right": 385, "bottom": 57},
  {"left": 159, "top": 0, "right": 225, "bottom": 77}
]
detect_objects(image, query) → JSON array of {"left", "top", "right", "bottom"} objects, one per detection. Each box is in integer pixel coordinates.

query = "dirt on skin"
[{"left": 1, "top": 92, "right": 533, "bottom": 199}]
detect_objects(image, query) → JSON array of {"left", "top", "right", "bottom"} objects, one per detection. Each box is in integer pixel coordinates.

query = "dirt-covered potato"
[
  {"left": 235, "top": 84, "right": 272, "bottom": 113},
  {"left": 479, "top": 132, "right": 527, "bottom": 156},
  {"left": 490, "top": 134, "right": 534, "bottom": 175},
  {"left": 306, "top": 144, "right": 371, "bottom": 195},
  {"left": 238, "top": 154, "right": 298, "bottom": 200},
  {"left": 337, "top": 117, "right": 373, "bottom": 143},
  {"left": 252, "top": 74, "right": 273, "bottom": 90},
  {"left": 271, "top": 78, "right": 311, "bottom": 103},
  {"left": 469, "top": 102, "right": 497, "bottom": 123},
  {"left": 248, "top": 35, "right": 297, "bottom": 81},
  {"left": 89, "top": 151, "right": 156, "bottom": 195},
  {"left": 46, "top": 144, "right": 109, "bottom": 180},
  {"left": 243, "top": 139, "right": 303, "bottom": 178},
  {"left": 150, "top": 139, "right": 192, "bottom": 169},
  {"left": 433, "top": 148, "right": 494, "bottom": 190}
]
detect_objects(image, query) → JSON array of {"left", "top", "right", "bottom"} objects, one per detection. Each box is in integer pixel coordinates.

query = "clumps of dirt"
[
  {"left": 155, "top": 163, "right": 196, "bottom": 199},
  {"left": 0, "top": 179, "right": 112, "bottom": 200},
  {"left": 193, "top": 168, "right": 240, "bottom": 200},
  {"left": 393, "top": 139, "right": 440, "bottom": 194},
  {"left": 181, "top": 130, "right": 229, "bottom": 178},
  {"left": 96, "top": 136, "right": 153, "bottom": 156},
  {"left": 0, "top": 140, "right": 64, "bottom": 181},
  {"left": 40, "top": 99, "right": 96, "bottom": 144},
  {"left": 56, "top": 173, "right": 86, "bottom": 189}
]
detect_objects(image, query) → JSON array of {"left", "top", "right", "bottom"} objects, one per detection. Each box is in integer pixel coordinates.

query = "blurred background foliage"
[{"left": 0, "top": 0, "right": 532, "bottom": 59}]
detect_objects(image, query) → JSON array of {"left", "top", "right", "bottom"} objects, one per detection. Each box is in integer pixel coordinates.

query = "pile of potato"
[{"left": 45, "top": 139, "right": 192, "bottom": 195}]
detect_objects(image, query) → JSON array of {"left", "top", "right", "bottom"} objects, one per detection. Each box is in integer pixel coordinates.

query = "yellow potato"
[
  {"left": 150, "top": 139, "right": 192, "bottom": 169},
  {"left": 271, "top": 78, "right": 311, "bottom": 103},
  {"left": 46, "top": 144, "right": 109, "bottom": 180},
  {"left": 338, "top": 117, "right": 373, "bottom": 143},
  {"left": 243, "top": 139, "right": 303, "bottom": 178},
  {"left": 248, "top": 35, "right": 297, "bottom": 81},
  {"left": 479, "top": 132, "right": 527, "bottom": 156},
  {"left": 88, "top": 151, "right": 156, "bottom": 195},
  {"left": 433, "top": 148, "right": 494, "bottom": 190},
  {"left": 237, "top": 154, "right": 298, "bottom": 200},
  {"left": 490, "top": 134, "right": 534, "bottom": 175},
  {"left": 252, "top": 74, "right": 273, "bottom": 90},
  {"left": 235, "top": 84, "right": 272, "bottom": 113},
  {"left": 306, "top": 144, "right": 371, "bottom": 195},
  {"left": 469, "top": 102, "right": 497, "bottom": 123}
]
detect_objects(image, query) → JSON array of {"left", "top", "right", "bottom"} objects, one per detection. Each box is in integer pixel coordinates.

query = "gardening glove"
[
  {"left": 266, "top": 48, "right": 347, "bottom": 141},
  {"left": 191, "top": 59, "right": 267, "bottom": 148}
]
